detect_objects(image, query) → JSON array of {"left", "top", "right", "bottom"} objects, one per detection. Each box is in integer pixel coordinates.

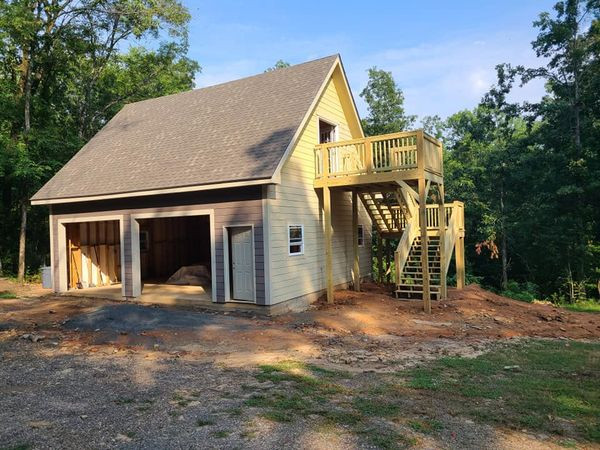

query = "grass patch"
[
  {"left": 196, "top": 418, "right": 215, "bottom": 427},
  {"left": 355, "top": 426, "right": 415, "bottom": 449},
  {"left": 226, "top": 407, "right": 243, "bottom": 417},
  {"left": 244, "top": 360, "right": 348, "bottom": 421},
  {"left": 0, "top": 291, "right": 17, "bottom": 299},
  {"left": 260, "top": 410, "right": 293, "bottom": 423},
  {"left": 407, "top": 418, "right": 443, "bottom": 434},
  {"left": 353, "top": 396, "right": 402, "bottom": 417},
  {"left": 560, "top": 300, "right": 600, "bottom": 313},
  {"left": 212, "top": 430, "right": 230, "bottom": 438},
  {"left": 246, "top": 360, "right": 413, "bottom": 447},
  {"left": 172, "top": 391, "right": 194, "bottom": 407},
  {"left": 403, "top": 340, "right": 600, "bottom": 442}
]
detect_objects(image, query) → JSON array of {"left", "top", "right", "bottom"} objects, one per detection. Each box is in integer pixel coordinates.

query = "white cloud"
[{"left": 344, "top": 31, "right": 547, "bottom": 120}]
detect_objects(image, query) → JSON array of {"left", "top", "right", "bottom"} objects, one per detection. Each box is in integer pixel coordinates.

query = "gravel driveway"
[{"left": 1, "top": 280, "right": 598, "bottom": 449}]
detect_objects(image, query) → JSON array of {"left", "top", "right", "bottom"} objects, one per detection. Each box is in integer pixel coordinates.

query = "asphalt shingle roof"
[{"left": 32, "top": 55, "right": 339, "bottom": 202}]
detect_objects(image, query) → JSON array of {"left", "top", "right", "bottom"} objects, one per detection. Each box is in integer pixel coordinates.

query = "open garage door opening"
[
  {"left": 65, "top": 220, "right": 121, "bottom": 290},
  {"left": 135, "top": 215, "right": 213, "bottom": 302}
]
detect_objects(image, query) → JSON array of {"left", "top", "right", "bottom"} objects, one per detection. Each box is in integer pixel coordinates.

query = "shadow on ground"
[{"left": 63, "top": 303, "right": 253, "bottom": 333}]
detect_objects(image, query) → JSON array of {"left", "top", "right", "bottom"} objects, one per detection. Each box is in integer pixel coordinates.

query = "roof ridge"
[{"left": 125, "top": 54, "right": 339, "bottom": 108}]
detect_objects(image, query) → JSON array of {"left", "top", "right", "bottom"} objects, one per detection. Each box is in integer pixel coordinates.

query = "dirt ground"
[{"left": 1, "top": 278, "right": 599, "bottom": 449}]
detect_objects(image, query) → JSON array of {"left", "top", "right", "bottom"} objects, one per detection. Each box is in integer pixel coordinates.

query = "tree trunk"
[
  {"left": 17, "top": 203, "right": 27, "bottom": 283},
  {"left": 500, "top": 183, "right": 508, "bottom": 290}
]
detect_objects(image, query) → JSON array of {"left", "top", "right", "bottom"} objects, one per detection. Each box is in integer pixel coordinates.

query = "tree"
[
  {"left": 264, "top": 60, "right": 290, "bottom": 72},
  {"left": 442, "top": 0, "right": 600, "bottom": 300},
  {"left": 516, "top": 0, "right": 600, "bottom": 298},
  {"left": 360, "top": 67, "right": 415, "bottom": 136},
  {"left": 360, "top": 67, "right": 416, "bottom": 284},
  {"left": 0, "top": 0, "right": 198, "bottom": 281},
  {"left": 421, "top": 115, "right": 445, "bottom": 140}
]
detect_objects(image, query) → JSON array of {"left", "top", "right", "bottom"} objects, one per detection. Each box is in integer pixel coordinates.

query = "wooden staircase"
[
  {"left": 313, "top": 129, "right": 465, "bottom": 310},
  {"left": 396, "top": 235, "right": 442, "bottom": 300},
  {"left": 358, "top": 185, "right": 464, "bottom": 302},
  {"left": 359, "top": 192, "right": 404, "bottom": 235}
]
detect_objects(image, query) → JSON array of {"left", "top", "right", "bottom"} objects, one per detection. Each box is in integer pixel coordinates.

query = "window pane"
[
  {"left": 289, "top": 226, "right": 302, "bottom": 240},
  {"left": 289, "top": 225, "right": 303, "bottom": 255}
]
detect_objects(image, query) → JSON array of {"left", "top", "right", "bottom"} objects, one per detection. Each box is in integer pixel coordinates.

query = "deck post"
[
  {"left": 323, "top": 186, "right": 334, "bottom": 303},
  {"left": 456, "top": 235, "right": 465, "bottom": 289},
  {"left": 419, "top": 177, "right": 431, "bottom": 313},
  {"left": 352, "top": 190, "right": 361, "bottom": 291},
  {"left": 438, "top": 183, "right": 446, "bottom": 300}
]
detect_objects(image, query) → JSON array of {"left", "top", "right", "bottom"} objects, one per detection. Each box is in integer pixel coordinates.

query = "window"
[
  {"left": 357, "top": 225, "right": 364, "bottom": 247},
  {"left": 288, "top": 225, "right": 304, "bottom": 255},
  {"left": 139, "top": 230, "right": 150, "bottom": 252},
  {"left": 319, "top": 119, "right": 337, "bottom": 144}
]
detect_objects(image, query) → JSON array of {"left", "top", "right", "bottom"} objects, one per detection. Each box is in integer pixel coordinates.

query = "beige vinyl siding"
[{"left": 268, "top": 68, "right": 372, "bottom": 305}]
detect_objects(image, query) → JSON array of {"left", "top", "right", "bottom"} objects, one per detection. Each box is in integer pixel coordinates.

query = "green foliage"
[
  {"left": 0, "top": 291, "right": 17, "bottom": 299},
  {"left": 559, "top": 300, "right": 600, "bottom": 313},
  {"left": 264, "top": 60, "right": 291, "bottom": 72},
  {"left": 501, "top": 281, "right": 540, "bottom": 302},
  {"left": 404, "top": 340, "right": 600, "bottom": 441},
  {"left": 0, "top": 0, "right": 198, "bottom": 276},
  {"left": 439, "top": 0, "right": 600, "bottom": 298},
  {"left": 360, "top": 67, "right": 416, "bottom": 136}
]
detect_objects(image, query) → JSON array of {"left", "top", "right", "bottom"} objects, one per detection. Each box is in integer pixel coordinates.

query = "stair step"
[{"left": 396, "top": 286, "right": 441, "bottom": 292}]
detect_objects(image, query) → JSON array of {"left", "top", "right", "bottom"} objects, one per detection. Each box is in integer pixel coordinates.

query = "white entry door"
[{"left": 231, "top": 227, "right": 255, "bottom": 301}]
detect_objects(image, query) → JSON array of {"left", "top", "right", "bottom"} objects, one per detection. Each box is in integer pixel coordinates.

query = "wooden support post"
[
  {"left": 352, "top": 190, "right": 361, "bottom": 291},
  {"left": 386, "top": 238, "right": 392, "bottom": 284},
  {"left": 419, "top": 177, "right": 431, "bottom": 314},
  {"left": 438, "top": 184, "right": 447, "bottom": 300},
  {"left": 377, "top": 235, "right": 384, "bottom": 283},
  {"left": 456, "top": 236, "right": 465, "bottom": 289},
  {"left": 323, "top": 186, "right": 334, "bottom": 303}
]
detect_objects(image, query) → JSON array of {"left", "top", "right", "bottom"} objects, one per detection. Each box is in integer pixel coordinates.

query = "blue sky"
[{"left": 178, "top": 1, "right": 555, "bottom": 120}]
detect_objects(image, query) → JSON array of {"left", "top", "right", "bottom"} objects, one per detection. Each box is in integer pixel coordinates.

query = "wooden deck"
[{"left": 314, "top": 130, "right": 443, "bottom": 188}]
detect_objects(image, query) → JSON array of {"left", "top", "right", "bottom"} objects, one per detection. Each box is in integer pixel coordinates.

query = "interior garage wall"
[
  {"left": 65, "top": 220, "right": 121, "bottom": 289},
  {"left": 51, "top": 187, "right": 265, "bottom": 304},
  {"left": 138, "top": 215, "right": 210, "bottom": 280}
]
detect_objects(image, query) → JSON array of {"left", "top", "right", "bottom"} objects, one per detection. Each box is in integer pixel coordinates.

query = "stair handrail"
[
  {"left": 443, "top": 201, "right": 463, "bottom": 274},
  {"left": 394, "top": 194, "right": 419, "bottom": 283}
]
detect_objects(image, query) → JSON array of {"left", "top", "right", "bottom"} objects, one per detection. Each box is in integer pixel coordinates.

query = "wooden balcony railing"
[
  {"left": 390, "top": 202, "right": 464, "bottom": 232},
  {"left": 314, "top": 130, "right": 443, "bottom": 181}
]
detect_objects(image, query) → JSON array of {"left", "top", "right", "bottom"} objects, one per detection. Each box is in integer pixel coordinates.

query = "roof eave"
[{"left": 30, "top": 177, "right": 274, "bottom": 206}]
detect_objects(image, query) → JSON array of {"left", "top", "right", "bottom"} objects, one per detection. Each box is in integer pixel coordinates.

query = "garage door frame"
[
  {"left": 56, "top": 215, "right": 126, "bottom": 295},
  {"left": 130, "top": 209, "right": 216, "bottom": 302}
]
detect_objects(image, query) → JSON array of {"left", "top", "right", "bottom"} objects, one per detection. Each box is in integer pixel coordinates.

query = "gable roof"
[{"left": 32, "top": 54, "right": 343, "bottom": 204}]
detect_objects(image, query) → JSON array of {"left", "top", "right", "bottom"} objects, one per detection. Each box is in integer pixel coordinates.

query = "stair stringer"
[{"left": 394, "top": 186, "right": 419, "bottom": 282}]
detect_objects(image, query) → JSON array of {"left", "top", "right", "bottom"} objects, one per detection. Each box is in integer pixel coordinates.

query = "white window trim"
[
  {"left": 357, "top": 224, "right": 365, "bottom": 247},
  {"left": 288, "top": 224, "right": 304, "bottom": 256}
]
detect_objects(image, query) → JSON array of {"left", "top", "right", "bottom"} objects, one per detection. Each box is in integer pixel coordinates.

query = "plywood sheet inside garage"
[{"left": 66, "top": 220, "right": 120, "bottom": 289}]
